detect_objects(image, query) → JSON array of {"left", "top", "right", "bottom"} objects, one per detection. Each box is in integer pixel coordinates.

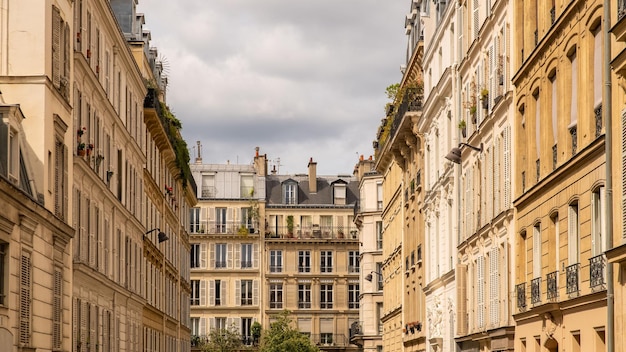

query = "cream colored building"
[
  {"left": 263, "top": 158, "right": 360, "bottom": 350},
  {"left": 511, "top": 0, "right": 619, "bottom": 349},
  {"left": 351, "top": 156, "right": 384, "bottom": 352},
  {"left": 188, "top": 149, "right": 267, "bottom": 347},
  {"left": 0, "top": 1, "right": 195, "bottom": 351}
]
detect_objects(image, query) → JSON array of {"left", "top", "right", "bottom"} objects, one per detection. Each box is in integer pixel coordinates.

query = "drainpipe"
[{"left": 602, "top": 1, "right": 614, "bottom": 351}]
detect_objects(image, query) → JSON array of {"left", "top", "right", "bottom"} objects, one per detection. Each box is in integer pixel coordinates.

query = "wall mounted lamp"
[
  {"left": 145, "top": 228, "right": 169, "bottom": 243},
  {"left": 445, "top": 142, "right": 483, "bottom": 164},
  {"left": 365, "top": 271, "right": 383, "bottom": 282}
]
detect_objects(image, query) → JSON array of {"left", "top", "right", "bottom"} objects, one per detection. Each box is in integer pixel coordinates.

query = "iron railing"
[
  {"left": 516, "top": 282, "right": 526, "bottom": 310},
  {"left": 265, "top": 225, "right": 358, "bottom": 240},
  {"left": 546, "top": 271, "right": 558, "bottom": 300},
  {"left": 566, "top": 263, "right": 580, "bottom": 295},
  {"left": 570, "top": 126, "right": 577, "bottom": 155},
  {"left": 589, "top": 254, "right": 605, "bottom": 288},
  {"left": 531, "top": 277, "right": 542, "bottom": 305},
  {"left": 595, "top": 104, "right": 603, "bottom": 137},
  {"left": 310, "top": 334, "right": 348, "bottom": 347},
  {"left": 189, "top": 220, "right": 257, "bottom": 235}
]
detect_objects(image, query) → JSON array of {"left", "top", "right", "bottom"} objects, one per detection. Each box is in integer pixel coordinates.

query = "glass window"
[
  {"left": 190, "top": 280, "right": 200, "bottom": 306},
  {"left": 241, "top": 280, "right": 253, "bottom": 306},
  {"left": 191, "top": 317, "right": 200, "bottom": 336},
  {"left": 241, "top": 317, "right": 253, "bottom": 345},
  {"left": 215, "top": 280, "right": 222, "bottom": 306},
  {"left": 215, "top": 243, "right": 227, "bottom": 268},
  {"left": 241, "top": 244, "right": 252, "bottom": 268},
  {"left": 348, "top": 251, "right": 359, "bottom": 273},
  {"left": 270, "top": 250, "right": 282, "bottom": 272},
  {"left": 299, "top": 251, "right": 311, "bottom": 273},
  {"left": 189, "top": 208, "right": 200, "bottom": 233},
  {"left": 348, "top": 284, "right": 359, "bottom": 309},
  {"left": 284, "top": 182, "right": 297, "bottom": 204},
  {"left": 376, "top": 221, "right": 383, "bottom": 250},
  {"left": 298, "top": 284, "right": 311, "bottom": 308},
  {"left": 320, "top": 284, "right": 333, "bottom": 309},
  {"left": 190, "top": 244, "right": 200, "bottom": 268},
  {"left": 321, "top": 251, "right": 333, "bottom": 273},
  {"left": 269, "top": 283, "right": 283, "bottom": 309},
  {"left": 216, "top": 208, "right": 227, "bottom": 233}
]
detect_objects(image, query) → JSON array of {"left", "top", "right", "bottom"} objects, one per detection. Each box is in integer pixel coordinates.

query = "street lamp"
[
  {"left": 146, "top": 228, "right": 169, "bottom": 243},
  {"left": 445, "top": 142, "right": 483, "bottom": 164}
]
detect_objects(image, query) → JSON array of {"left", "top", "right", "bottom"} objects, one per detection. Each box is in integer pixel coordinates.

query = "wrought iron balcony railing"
[
  {"left": 595, "top": 104, "right": 603, "bottom": 137},
  {"left": 546, "top": 271, "right": 558, "bottom": 301},
  {"left": 566, "top": 263, "right": 580, "bottom": 295},
  {"left": 264, "top": 225, "right": 359, "bottom": 240},
  {"left": 516, "top": 282, "right": 526, "bottom": 311},
  {"left": 350, "top": 321, "right": 363, "bottom": 339},
  {"left": 589, "top": 254, "right": 605, "bottom": 288},
  {"left": 531, "top": 277, "right": 542, "bottom": 305}
]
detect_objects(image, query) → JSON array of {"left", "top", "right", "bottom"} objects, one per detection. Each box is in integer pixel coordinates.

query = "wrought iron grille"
[
  {"left": 536, "top": 159, "right": 540, "bottom": 182},
  {"left": 595, "top": 104, "right": 603, "bottom": 137},
  {"left": 570, "top": 126, "right": 577, "bottom": 155},
  {"left": 589, "top": 254, "right": 605, "bottom": 288},
  {"left": 566, "top": 263, "right": 580, "bottom": 294},
  {"left": 531, "top": 277, "right": 542, "bottom": 305},
  {"left": 552, "top": 145, "right": 557, "bottom": 170},
  {"left": 550, "top": 7, "right": 556, "bottom": 24},
  {"left": 516, "top": 283, "right": 526, "bottom": 310},
  {"left": 546, "top": 271, "right": 558, "bottom": 300}
]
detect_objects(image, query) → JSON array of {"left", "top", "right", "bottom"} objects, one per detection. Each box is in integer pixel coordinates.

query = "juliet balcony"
[{"left": 515, "top": 255, "right": 606, "bottom": 312}]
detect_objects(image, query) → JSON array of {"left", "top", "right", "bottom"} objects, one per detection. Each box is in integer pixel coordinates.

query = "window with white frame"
[
  {"left": 270, "top": 250, "right": 282, "bottom": 272},
  {"left": 298, "top": 284, "right": 311, "bottom": 308},
  {"left": 321, "top": 251, "right": 333, "bottom": 273},
  {"left": 240, "top": 174, "right": 254, "bottom": 198},
  {"left": 190, "top": 244, "right": 200, "bottom": 268},
  {"left": 241, "top": 280, "right": 253, "bottom": 306},
  {"left": 215, "top": 243, "right": 227, "bottom": 268},
  {"left": 333, "top": 183, "right": 346, "bottom": 205},
  {"left": 320, "top": 284, "right": 333, "bottom": 309},
  {"left": 348, "top": 251, "right": 360, "bottom": 273},
  {"left": 190, "top": 280, "right": 200, "bottom": 306},
  {"left": 241, "top": 317, "right": 253, "bottom": 345},
  {"left": 269, "top": 283, "right": 283, "bottom": 309},
  {"left": 190, "top": 317, "right": 200, "bottom": 336},
  {"left": 348, "top": 284, "right": 360, "bottom": 309},
  {"left": 241, "top": 244, "right": 253, "bottom": 268},
  {"left": 377, "top": 183, "right": 383, "bottom": 210},
  {"left": 568, "top": 203, "right": 579, "bottom": 265},
  {"left": 376, "top": 221, "right": 383, "bottom": 250},
  {"left": 215, "top": 208, "right": 227, "bottom": 233},
  {"left": 283, "top": 181, "right": 297, "bottom": 204},
  {"left": 591, "top": 187, "right": 606, "bottom": 256},
  {"left": 299, "top": 250, "right": 311, "bottom": 273},
  {"left": 189, "top": 208, "right": 200, "bottom": 233}
]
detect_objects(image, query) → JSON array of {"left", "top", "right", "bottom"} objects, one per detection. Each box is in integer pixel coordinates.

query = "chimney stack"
[
  {"left": 308, "top": 157, "right": 317, "bottom": 193},
  {"left": 253, "top": 147, "right": 267, "bottom": 176},
  {"left": 195, "top": 141, "right": 202, "bottom": 164}
]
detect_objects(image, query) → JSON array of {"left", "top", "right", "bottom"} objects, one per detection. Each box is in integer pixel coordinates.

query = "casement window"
[
  {"left": 215, "top": 208, "right": 227, "bottom": 233},
  {"left": 209, "top": 279, "right": 226, "bottom": 306},
  {"left": 190, "top": 244, "right": 200, "bottom": 268},
  {"left": 283, "top": 181, "right": 298, "bottom": 204},
  {"left": 320, "top": 318, "right": 334, "bottom": 345},
  {"left": 214, "top": 243, "right": 228, "bottom": 268},
  {"left": 190, "top": 317, "right": 200, "bottom": 337},
  {"left": 568, "top": 203, "right": 580, "bottom": 265},
  {"left": 298, "top": 284, "right": 311, "bottom": 308},
  {"left": 269, "top": 283, "right": 283, "bottom": 309},
  {"left": 321, "top": 251, "right": 333, "bottom": 273},
  {"left": 52, "top": 5, "right": 70, "bottom": 99},
  {"left": 591, "top": 187, "right": 606, "bottom": 256},
  {"left": 241, "top": 318, "right": 253, "bottom": 345},
  {"left": 320, "top": 284, "right": 333, "bottom": 309},
  {"left": 348, "top": 251, "right": 360, "bottom": 273},
  {"left": 376, "top": 221, "right": 383, "bottom": 249},
  {"left": 241, "top": 174, "right": 253, "bottom": 198},
  {"left": 190, "top": 280, "right": 201, "bottom": 306},
  {"left": 333, "top": 183, "right": 346, "bottom": 205},
  {"left": 241, "top": 280, "right": 253, "bottom": 305},
  {"left": 201, "top": 174, "right": 215, "bottom": 198},
  {"left": 189, "top": 208, "right": 200, "bottom": 233},
  {"left": 299, "top": 251, "right": 311, "bottom": 273},
  {"left": 348, "top": 284, "right": 360, "bottom": 309},
  {"left": 240, "top": 244, "right": 253, "bottom": 268},
  {"left": 235, "top": 279, "right": 258, "bottom": 306},
  {"left": 270, "top": 250, "right": 282, "bottom": 272},
  {"left": 241, "top": 207, "right": 253, "bottom": 230},
  {"left": 377, "top": 183, "right": 383, "bottom": 210}
]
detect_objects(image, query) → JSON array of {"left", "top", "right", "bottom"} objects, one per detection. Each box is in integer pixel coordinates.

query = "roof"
[{"left": 265, "top": 174, "right": 359, "bottom": 207}]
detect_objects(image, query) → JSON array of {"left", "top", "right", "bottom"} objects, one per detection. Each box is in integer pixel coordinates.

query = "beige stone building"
[
  {"left": 0, "top": 1, "right": 195, "bottom": 351},
  {"left": 188, "top": 148, "right": 267, "bottom": 347},
  {"left": 263, "top": 158, "right": 360, "bottom": 350},
  {"left": 511, "top": 0, "right": 620, "bottom": 349},
  {"left": 351, "top": 156, "right": 384, "bottom": 352}
]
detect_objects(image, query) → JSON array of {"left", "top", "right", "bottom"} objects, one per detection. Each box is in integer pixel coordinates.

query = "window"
[
  {"left": 190, "top": 244, "right": 200, "bottom": 268},
  {"left": 215, "top": 243, "right": 227, "bottom": 268},
  {"left": 377, "top": 183, "right": 383, "bottom": 210},
  {"left": 215, "top": 317, "right": 227, "bottom": 331},
  {"left": 283, "top": 181, "right": 297, "bottom": 204},
  {"left": 0, "top": 242, "right": 6, "bottom": 305},
  {"left": 591, "top": 187, "right": 606, "bottom": 256},
  {"left": 241, "top": 174, "right": 254, "bottom": 198},
  {"left": 241, "top": 244, "right": 252, "bottom": 268},
  {"left": 241, "top": 207, "right": 253, "bottom": 231},
  {"left": 348, "top": 284, "right": 360, "bottom": 309},
  {"left": 216, "top": 208, "right": 227, "bottom": 233},
  {"left": 321, "top": 251, "right": 333, "bottom": 273},
  {"left": 334, "top": 184, "right": 346, "bottom": 205},
  {"left": 348, "top": 251, "right": 360, "bottom": 273},
  {"left": 270, "top": 250, "right": 282, "bottom": 272},
  {"left": 376, "top": 221, "right": 383, "bottom": 250},
  {"left": 320, "top": 284, "right": 333, "bottom": 309},
  {"left": 201, "top": 174, "right": 215, "bottom": 198},
  {"left": 533, "top": 223, "right": 541, "bottom": 278},
  {"left": 190, "top": 280, "right": 200, "bottom": 306},
  {"left": 376, "top": 262, "right": 383, "bottom": 291},
  {"left": 298, "top": 284, "right": 311, "bottom": 308},
  {"left": 52, "top": 5, "right": 70, "bottom": 99},
  {"left": 568, "top": 202, "right": 580, "bottom": 264},
  {"left": 214, "top": 280, "right": 222, "bottom": 306},
  {"left": 190, "top": 317, "right": 200, "bottom": 337},
  {"left": 269, "top": 283, "right": 283, "bottom": 309},
  {"left": 189, "top": 208, "right": 200, "bottom": 233},
  {"left": 241, "top": 318, "right": 253, "bottom": 345},
  {"left": 241, "top": 280, "right": 253, "bottom": 305},
  {"left": 53, "top": 267, "right": 62, "bottom": 349},
  {"left": 299, "top": 251, "right": 311, "bottom": 273},
  {"left": 321, "top": 333, "right": 333, "bottom": 345}
]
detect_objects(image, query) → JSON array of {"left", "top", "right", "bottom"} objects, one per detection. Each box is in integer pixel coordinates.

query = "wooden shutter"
[
  {"left": 489, "top": 247, "right": 500, "bottom": 326},
  {"left": 19, "top": 252, "right": 31, "bottom": 345},
  {"left": 207, "top": 280, "right": 214, "bottom": 307},
  {"left": 52, "top": 6, "right": 61, "bottom": 88},
  {"left": 504, "top": 125, "right": 511, "bottom": 207},
  {"left": 253, "top": 243, "right": 259, "bottom": 268},
  {"left": 200, "top": 318, "right": 206, "bottom": 336},
  {"left": 253, "top": 280, "right": 259, "bottom": 306},
  {"left": 200, "top": 280, "right": 207, "bottom": 306},
  {"left": 456, "top": 265, "right": 467, "bottom": 335},
  {"left": 221, "top": 281, "right": 228, "bottom": 306},
  {"left": 235, "top": 280, "right": 241, "bottom": 306},
  {"left": 53, "top": 268, "right": 62, "bottom": 349},
  {"left": 227, "top": 243, "right": 233, "bottom": 268},
  {"left": 234, "top": 244, "right": 241, "bottom": 269},
  {"left": 622, "top": 109, "right": 626, "bottom": 239},
  {"left": 476, "top": 256, "right": 485, "bottom": 328},
  {"left": 209, "top": 243, "right": 215, "bottom": 269},
  {"left": 200, "top": 243, "right": 207, "bottom": 268}
]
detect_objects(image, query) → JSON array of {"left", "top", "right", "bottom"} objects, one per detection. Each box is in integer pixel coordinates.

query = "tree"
[
  {"left": 260, "top": 311, "right": 319, "bottom": 352},
  {"left": 201, "top": 324, "right": 244, "bottom": 352}
]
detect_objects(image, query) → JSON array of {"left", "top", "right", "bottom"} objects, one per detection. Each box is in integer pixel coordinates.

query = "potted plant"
[
  {"left": 458, "top": 119, "right": 467, "bottom": 138},
  {"left": 86, "top": 143, "right": 94, "bottom": 156},
  {"left": 77, "top": 142, "right": 86, "bottom": 156},
  {"left": 480, "top": 88, "right": 489, "bottom": 109},
  {"left": 251, "top": 322, "right": 262, "bottom": 345},
  {"left": 286, "top": 215, "right": 294, "bottom": 237}
]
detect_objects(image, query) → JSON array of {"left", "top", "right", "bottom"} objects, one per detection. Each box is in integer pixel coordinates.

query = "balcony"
[
  {"left": 375, "top": 87, "right": 423, "bottom": 160},
  {"left": 589, "top": 254, "right": 605, "bottom": 289},
  {"left": 349, "top": 321, "right": 362, "bottom": 340},
  {"left": 310, "top": 334, "right": 348, "bottom": 348},
  {"left": 531, "top": 277, "right": 541, "bottom": 305},
  {"left": 264, "top": 225, "right": 359, "bottom": 241},
  {"left": 201, "top": 186, "right": 216, "bottom": 198},
  {"left": 189, "top": 221, "right": 257, "bottom": 235},
  {"left": 546, "top": 271, "right": 558, "bottom": 301},
  {"left": 566, "top": 263, "right": 580, "bottom": 295}
]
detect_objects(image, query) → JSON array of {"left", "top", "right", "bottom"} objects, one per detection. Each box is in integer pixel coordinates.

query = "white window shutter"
[
  {"left": 494, "top": 136, "right": 501, "bottom": 214},
  {"left": 200, "top": 243, "right": 207, "bottom": 268},
  {"left": 235, "top": 280, "right": 241, "bottom": 306},
  {"left": 200, "top": 280, "right": 207, "bottom": 306},
  {"left": 227, "top": 243, "right": 233, "bottom": 268},
  {"left": 476, "top": 256, "right": 485, "bottom": 328},
  {"left": 489, "top": 248, "right": 500, "bottom": 326},
  {"left": 253, "top": 280, "right": 259, "bottom": 306},
  {"left": 208, "top": 280, "right": 215, "bottom": 307},
  {"left": 209, "top": 318, "right": 215, "bottom": 332},
  {"left": 504, "top": 125, "right": 511, "bottom": 207},
  {"left": 222, "top": 281, "right": 228, "bottom": 306},
  {"left": 209, "top": 243, "right": 215, "bottom": 269},
  {"left": 253, "top": 243, "right": 259, "bottom": 268},
  {"left": 200, "top": 318, "right": 206, "bottom": 336},
  {"left": 235, "top": 245, "right": 241, "bottom": 269},
  {"left": 200, "top": 207, "right": 207, "bottom": 232}
]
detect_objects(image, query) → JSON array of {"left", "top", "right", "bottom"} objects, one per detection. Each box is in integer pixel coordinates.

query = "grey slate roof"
[{"left": 266, "top": 174, "right": 359, "bottom": 207}]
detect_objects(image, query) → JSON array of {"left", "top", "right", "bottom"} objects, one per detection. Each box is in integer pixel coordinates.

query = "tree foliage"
[
  {"left": 201, "top": 325, "right": 244, "bottom": 352},
  {"left": 260, "top": 311, "right": 319, "bottom": 352}
]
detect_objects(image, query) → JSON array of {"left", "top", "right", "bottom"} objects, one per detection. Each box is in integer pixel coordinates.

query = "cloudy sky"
[{"left": 138, "top": 0, "right": 409, "bottom": 175}]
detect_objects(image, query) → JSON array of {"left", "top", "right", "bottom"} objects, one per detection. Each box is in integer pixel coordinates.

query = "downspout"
[{"left": 602, "top": 1, "right": 614, "bottom": 351}]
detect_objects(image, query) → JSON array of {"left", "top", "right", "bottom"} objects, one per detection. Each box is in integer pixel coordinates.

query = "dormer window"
[
  {"left": 334, "top": 184, "right": 346, "bottom": 205},
  {"left": 282, "top": 180, "right": 298, "bottom": 204}
]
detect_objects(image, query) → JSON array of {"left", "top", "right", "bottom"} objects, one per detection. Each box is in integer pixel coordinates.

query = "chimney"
[
  {"left": 308, "top": 157, "right": 317, "bottom": 193},
  {"left": 253, "top": 147, "right": 267, "bottom": 176},
  {"left": 195, "top": 141, "right": 202, "bottom": 164}
]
